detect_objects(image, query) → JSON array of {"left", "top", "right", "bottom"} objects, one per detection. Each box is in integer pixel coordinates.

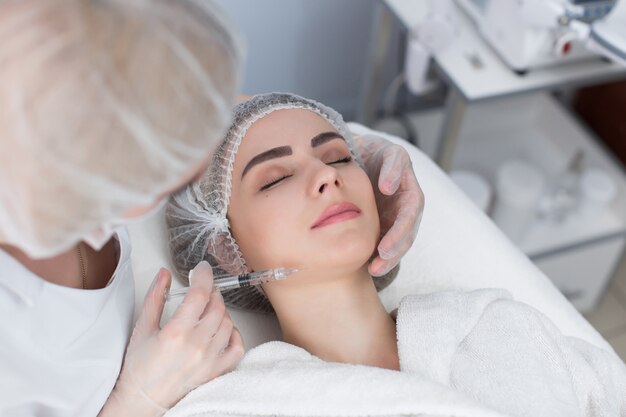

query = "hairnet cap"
[
  {"left": 167, "top": 93, "right": 398, "bottom": 314},
  {"left": 0, "top": 0, "right": 244, "bottom": 258}
]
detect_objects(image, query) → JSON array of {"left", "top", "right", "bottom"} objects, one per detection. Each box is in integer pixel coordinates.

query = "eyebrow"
[
  {"left": 241, "top": 131, "right": 346, "bottom": 179},
  {"left": 241, "top": 146, "right": 292, "bottom": 179},
  {"left": 311, "top": 131, "right": 345, "bottom": 148}
]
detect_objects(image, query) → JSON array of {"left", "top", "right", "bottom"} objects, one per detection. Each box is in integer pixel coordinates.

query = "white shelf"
[
  {"left": 372, "top": 92, "right": 626, "bottom": 311},
  {"left": 383, "top": 0, "right": 626, "bottom": 101},
  {"left": 452, "top": 93, "right": 626, "bottom": 256},
  {"left": 374, "top": 93, "right": 626, "bottom": 257}
]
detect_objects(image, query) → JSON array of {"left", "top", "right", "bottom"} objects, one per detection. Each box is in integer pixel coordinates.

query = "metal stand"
[
  {"left": 357, "top": 3, "right": 394, "bottom": 126},
  {"left": 435, "top": 88, "right": 467, "bottom": 172}
]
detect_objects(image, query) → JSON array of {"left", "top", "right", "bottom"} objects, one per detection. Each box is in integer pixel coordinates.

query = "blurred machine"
[
  {"left": 406, "top": 0, "right": 626, "bottom": 94},
  {"left": 456, "top": 0, "right": 620, "bottom": 72}
]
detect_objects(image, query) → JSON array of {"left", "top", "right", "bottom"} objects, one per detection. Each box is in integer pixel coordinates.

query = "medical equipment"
[
  {"left": 456, "top": 0, "right": 625, "bottom": 71},
  {"left": 166, "top": 267, "right": 299, "bottom": 300},
  {"left": 404, "top": 0, "right": 457, "bottom": 94},
  {"left": 404, "top": 0, "right": 626, "bottom": 92}
]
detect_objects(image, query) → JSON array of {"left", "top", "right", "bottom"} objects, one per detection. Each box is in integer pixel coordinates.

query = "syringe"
[{"left": 166, "top": 267, "right": 299, "bottom": 301}]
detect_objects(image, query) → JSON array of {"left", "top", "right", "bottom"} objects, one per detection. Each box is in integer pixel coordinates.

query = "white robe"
[
  {"left": 165, "top": 289, "right": 626, "bottom": 417},
  {"left": 0, "top": 229, "right": 134, "bottom": 417},
  {"left": 396, "top": 289, "right": 626, "bottom": 417}
]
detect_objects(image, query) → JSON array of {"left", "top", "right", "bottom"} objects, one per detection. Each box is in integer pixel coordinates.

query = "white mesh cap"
[
  {"left": 167, "top": 93, "right": 397, "bottom": 314},
  {"left": 0, "top": 0, "right": 244, "bottom": 258}
]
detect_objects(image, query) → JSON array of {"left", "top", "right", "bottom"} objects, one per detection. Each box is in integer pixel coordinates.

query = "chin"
[{"left": 311, "top": 232, "right": 377, "bottom": 272}]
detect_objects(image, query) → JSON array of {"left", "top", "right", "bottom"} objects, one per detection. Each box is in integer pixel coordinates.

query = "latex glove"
[
  {"left": 354, "top": 133, "right": 425, "bottom": 277},
  {"left": 99, "top": 262, "right": 244, "bottom": 417}
]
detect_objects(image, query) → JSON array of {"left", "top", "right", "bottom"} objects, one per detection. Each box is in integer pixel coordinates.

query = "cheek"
[
  {"left": 351, "top": 167, "right": 381, "bottom": 236},
  {"left": 228, "top": 166, "right": 380, "bottom": 272},
  {"left": 229, "top": 191, "right": 305, "bottom": 271},
  {"left": 302, "top": 168, "right": 381, "bottom": 269}
]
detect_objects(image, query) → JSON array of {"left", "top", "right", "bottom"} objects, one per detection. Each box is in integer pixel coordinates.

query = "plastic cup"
[
  {"left": 492, "top": 159, "right": 545, "bottom": 242},
  {"left": 450, "top": 170, "right": 493, "bottom": 213},
  {"left": 579, "top": 167, "right": 617, "bottom": 217}
]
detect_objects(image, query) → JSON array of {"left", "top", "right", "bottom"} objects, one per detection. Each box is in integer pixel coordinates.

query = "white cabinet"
[{"left": 533, "top": 236, "right": 625, "bottom": 311}]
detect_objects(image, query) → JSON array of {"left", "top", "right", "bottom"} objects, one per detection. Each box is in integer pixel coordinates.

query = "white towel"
[
  {"left": 166, "top": 289, "right": 626, "bottom": 417},
  {"left": 165, "top": 341, "right": 507, "bottom": 417},
  {"left": 397, "top": 289, "right": 626, "bottom": 417}
]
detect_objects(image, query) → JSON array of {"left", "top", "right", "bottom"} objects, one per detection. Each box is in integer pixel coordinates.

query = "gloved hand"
[
  {"left": 99, "top": 261, "right": 244, "bottom": 417},
  {"left": 354, "top": 133, "right": 425, "bottom": 277}
]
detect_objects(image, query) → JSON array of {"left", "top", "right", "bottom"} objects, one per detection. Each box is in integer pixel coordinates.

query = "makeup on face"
[
  {"left": 241, "top": 131, "right": 348, "bottom": 180},
  {"left": 241, "top": 134, "right": 354, "bottom": 195},
  {"left": 226, "top": 107, "right": 380, "bottom": 283},
  {"left": 237, "top": 130, "right": 363, "bottom": 231},
  {"left": 311, "top": 202, "right": 362, "bottom": 229}
]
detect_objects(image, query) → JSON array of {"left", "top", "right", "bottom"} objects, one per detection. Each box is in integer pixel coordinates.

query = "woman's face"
[{"left": 228, "top": 109, "right": 380, "bottom": 278}]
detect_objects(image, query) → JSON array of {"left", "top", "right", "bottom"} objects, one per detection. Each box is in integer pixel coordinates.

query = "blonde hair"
[{"left": 0, "top": 0, "right": 244, "bottom": 257}]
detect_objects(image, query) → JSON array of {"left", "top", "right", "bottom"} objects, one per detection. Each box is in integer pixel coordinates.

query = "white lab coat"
[{"left": 0, "top": 229, "right": 134, "bottom": 417}]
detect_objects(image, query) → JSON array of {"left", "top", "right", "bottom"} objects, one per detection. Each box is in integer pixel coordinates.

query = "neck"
[
  {"left": 266, "top": 265, "right": 399, "bottom": 370},
  {"left": 0, "top": 243, "right": 80, "bottom": 286},
  {"left": 0, "top": 239, "right": 117, "bottom": 290}
]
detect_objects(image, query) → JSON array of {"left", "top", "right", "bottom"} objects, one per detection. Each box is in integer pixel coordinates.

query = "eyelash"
[
  {"left": 259, "top": 155, "right": 353, "bottom": 191},
  {"left": 329, "top": 156, "right": 352, "bottom": 165}
]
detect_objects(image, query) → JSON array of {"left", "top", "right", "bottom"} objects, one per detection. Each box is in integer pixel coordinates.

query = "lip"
[{"left": 311, "top": 202, "right": 362, "bottom": 229}]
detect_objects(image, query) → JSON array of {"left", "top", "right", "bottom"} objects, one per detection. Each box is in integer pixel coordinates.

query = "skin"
[{"left": 228, "top": 109, "right": 399, "bottom": 370}]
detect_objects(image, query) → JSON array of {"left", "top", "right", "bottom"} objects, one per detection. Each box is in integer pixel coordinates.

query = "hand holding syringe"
[{"left": 166, "top": 267, "right": 299, "bottom": 301}]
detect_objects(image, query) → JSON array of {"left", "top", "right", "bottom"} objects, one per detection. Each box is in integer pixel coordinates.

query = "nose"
[{"left": 309, "top": 162, "right": 344, "bottom": 196}]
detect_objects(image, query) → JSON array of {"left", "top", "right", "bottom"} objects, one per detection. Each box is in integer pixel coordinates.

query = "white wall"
[{"left": 215, "top": 0, "right": 376, "bottom": 119}]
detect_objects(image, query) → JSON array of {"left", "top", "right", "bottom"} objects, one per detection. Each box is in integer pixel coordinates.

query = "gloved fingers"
[
  {"left": 368, "top": 235, "right": 412, "bottom": 277},
  {"left": 207, "top": 314, "right": 234, "bottom": 357},
  {"left": 228, "top": 326, "right": 245, "bottom": 355},
  {"left": 168, "top": 286, "right": 212, "bottom": 327},
  {"left": 136, "top": 268, "right": 171, "bottom": 333},
  {"left": 168, "top": 261, "right": 214, "bottom": 326},
  {"left": 197, "top": 288, "right": 226, "bottom": 338},
  {"left": 216, "top": 328, "right": 245, "bottom": 374},
  {"left": 378, "top": 144, "right": 411, "bottom": 195},
  {"left": 352, "top": 132, "right": 385, "bottom": 162},
  {"left": 378, "top": 204, "right": 417, "bottom": 261},
  {"left": 188, "top": 261, "right": 216, "bottom": 289},
  {"left": 377, "top": 170, "right": 424, "bottom": 260},
  {"left": 368, "top": 256, "right": 393, "bottom": 277},
  {"left": 371, "top": 202, "right": 418, "bottom": 275}
]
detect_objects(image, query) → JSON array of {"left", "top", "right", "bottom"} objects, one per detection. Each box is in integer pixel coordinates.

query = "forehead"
[{"left": 236, "top": 108, "right": 338, "bottom": 157}]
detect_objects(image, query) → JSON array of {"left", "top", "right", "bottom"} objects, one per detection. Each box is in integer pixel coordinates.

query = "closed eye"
[
  {"left": 258, "top": 156, "right": 351, "bottom": 191},
  {"left": 259, "top": 175, "right": 292, "bottom": 191},
  {"left": 328, "top": 156, "right": 352, "bottom": 165}
]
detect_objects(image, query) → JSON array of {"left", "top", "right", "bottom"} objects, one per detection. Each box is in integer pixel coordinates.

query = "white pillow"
[{"left": 127, "top": 124, "right": 611, "bottom": 352}]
